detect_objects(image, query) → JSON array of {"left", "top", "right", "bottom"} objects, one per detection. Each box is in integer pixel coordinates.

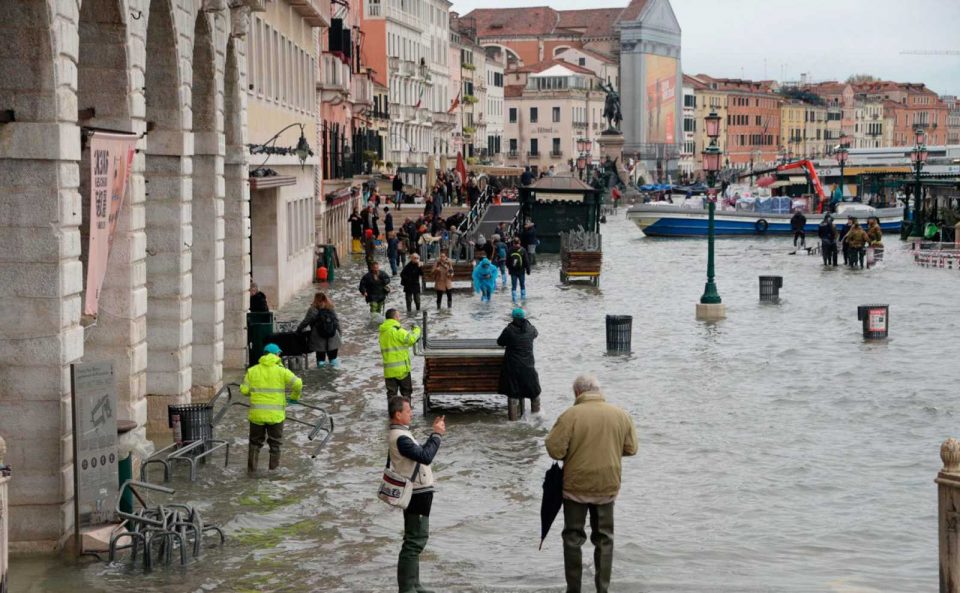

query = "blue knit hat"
[
  {"left": 511, "top": 307, "right": 525, "bottom": 319},
  {"left": 264, "top": 343, "right": 282, "bottom": 355}
]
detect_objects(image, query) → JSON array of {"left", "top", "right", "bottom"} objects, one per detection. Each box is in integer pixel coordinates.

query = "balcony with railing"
[
  {"left": 507, "top": 150, "right": 519, "bottom": 159},
  {"left": 385, "top": 3, "right": 423, "bottom": 31},
  {"left": 318, "top": 53, "right": 350, "bottom": 100},
  {"left": 401, "top": 105, "right": 415, "bottom": 121},
  {"left": 399, "top": 60, "right": 417, "bottom": 78},
  {"left": 527, "top": 151, "right": 540, "bottom": 158},
  {"left": 289, "top": 0, "right": 330, "bottom": 27},
  {"left": 573, "top": 121, "right": 588, "bottom": 129},
  {"left": 350, "top": 74, "right": 373, "bottom": 107},
  {"left": 550, "top": 150, "right": 563, "bottom": 158},
  {"left": 432, "top": 112, "right": 456, "bottom": 128}
]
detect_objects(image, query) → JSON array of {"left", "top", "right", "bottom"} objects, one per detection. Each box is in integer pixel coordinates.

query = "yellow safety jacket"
[
  {"left": 379, "top": 318, "right": 421, "bottom": 379},
  {"left": 240, "top": 353, "right": 303, "bottom": 425}
]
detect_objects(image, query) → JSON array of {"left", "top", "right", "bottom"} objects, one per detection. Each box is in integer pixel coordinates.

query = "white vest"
[{"left": 388, "top": 426, "right": 435, "bottom": 492}]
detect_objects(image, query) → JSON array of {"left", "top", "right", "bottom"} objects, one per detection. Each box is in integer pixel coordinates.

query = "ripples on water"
[{"left": 12, "top": 213, "right": 956, "bottom": 593}]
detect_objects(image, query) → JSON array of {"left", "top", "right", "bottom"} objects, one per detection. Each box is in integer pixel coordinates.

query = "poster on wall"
[
  {"left": 645, "top": 54, "right": 677, "bottom": 144},
  {"left": 71, "top": 362, "right": 118, "bottom": 533},
  {"left": 84, "top": 132, "right": 137, "bottom": 317}
]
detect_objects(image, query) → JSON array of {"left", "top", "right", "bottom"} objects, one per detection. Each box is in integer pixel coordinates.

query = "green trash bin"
[
  {"left": 316, "top": 244, "right": 338, "bottom": 282},
  {"left": 247, "top": 311, "right": 275, "bottom": 367}
]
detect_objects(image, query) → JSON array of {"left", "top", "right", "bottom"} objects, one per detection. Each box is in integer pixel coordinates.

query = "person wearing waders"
[
  {"left": 790, "top": 209, "right": 807, "bottom": 249},
  {"left": 491, "top": 235, "right": 508, "bottom": 288},
  {"left": 360, "top": 261, "right": 392, "bottom": 314},
  {"left": 507, "top": 238, "right": 530, "bottom": 303},
  {"left": 818, "top": 214, "right": 838, "bottom": 266},
  {"left": 379, "top": 309, "right": 422, "bottom": 400},
  {"left": 400, "top": 253, "right": 424, "bottom": 313},
  {"left": 387, "top": 396, "right": 446, "bottom": 593},
  {"left": 240, "top": 343, "right": 303, "bottom": 472},
  {"left": 843, "top": 219, "right": 869, "bottom": 269},
  {"left": 496, "top": 308, "right": 542, "bottom": 416},
  {"left": 838, "top": 216, "right": 853, "bottom": 266}
]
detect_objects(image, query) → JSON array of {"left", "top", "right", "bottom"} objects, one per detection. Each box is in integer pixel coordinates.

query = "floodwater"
[{"left": 11, "top": 212, "right": 958, "bottom": 593}]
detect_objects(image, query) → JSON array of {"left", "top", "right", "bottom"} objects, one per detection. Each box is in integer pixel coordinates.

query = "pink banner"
[{"left": 84, "top": 132, "right": 136, "bottom": 317}]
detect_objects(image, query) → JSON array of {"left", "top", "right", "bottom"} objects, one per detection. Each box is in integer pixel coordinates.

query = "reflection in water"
[{"left": 11, "top": 213, "right": 954, "bottom": 592}]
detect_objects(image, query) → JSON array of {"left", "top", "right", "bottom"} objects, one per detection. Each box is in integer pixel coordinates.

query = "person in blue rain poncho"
[{"left": 472, "top": 257, "right": 499, "bottom": 302}]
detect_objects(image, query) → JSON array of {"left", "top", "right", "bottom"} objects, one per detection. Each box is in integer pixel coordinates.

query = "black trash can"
[
  {"left": 857, "top": 304, "right": 889, "bottom": 339},
  {"left": 168, "top": 403, "right": 214, "bottom": 451},
  {"left": 247, "top": 311, "right": 275, "bottom": 367},
  {"left": 605, "top": 315, "right": 632, "bottom": 353},
  {"left": 759, "top": 276, "right": 783, "bottom": 303}
]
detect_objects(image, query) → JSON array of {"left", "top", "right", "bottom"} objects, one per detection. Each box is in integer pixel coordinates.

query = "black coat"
[
  {"left": 497, "top": 319, "right": 541, "bottom": 398},
  {"left": 400, "top": 261, "right": 423, "bottom": 294},
  {"left": 359, "top": 270, "right": 391, "bottom": 302}
]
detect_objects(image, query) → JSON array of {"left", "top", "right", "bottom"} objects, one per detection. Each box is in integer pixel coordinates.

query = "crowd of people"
[{"left": 816, "top": 214, "right": 884, "bottom": 269}]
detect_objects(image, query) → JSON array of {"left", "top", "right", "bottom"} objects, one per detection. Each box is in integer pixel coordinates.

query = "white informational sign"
[{"left": 71, "top": 362, "right": 118, "bottom": 531}]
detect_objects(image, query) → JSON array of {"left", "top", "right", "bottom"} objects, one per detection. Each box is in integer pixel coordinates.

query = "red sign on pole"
[{"left": 707, "top": 188, "right": 718, "bottom": 203}]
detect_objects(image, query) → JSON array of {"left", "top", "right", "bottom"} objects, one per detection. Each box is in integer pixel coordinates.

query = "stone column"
[{"left": 937, "top": 437, "right": 960, "bottom": 592}]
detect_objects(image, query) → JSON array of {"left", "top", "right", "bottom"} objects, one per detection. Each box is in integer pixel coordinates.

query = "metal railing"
[{"left": 456, "top": 185, "right": 493, "bottom": 237}]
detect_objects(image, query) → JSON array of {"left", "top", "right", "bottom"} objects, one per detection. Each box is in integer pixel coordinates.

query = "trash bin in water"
[
  {"left": 168, "top": 404, "right": 215, "bottom": 452},
  {"left": 759, "top": 276, "right": 783, "bottom": 303},
  {"left": 605, "top": 315, "right": 632, "bottom": 353},
  {"left": 857, "top": 304, "right": 889, "bottom": 339},
  {"left": 247, "top": 311, "right": 275, "bottom": 367}
]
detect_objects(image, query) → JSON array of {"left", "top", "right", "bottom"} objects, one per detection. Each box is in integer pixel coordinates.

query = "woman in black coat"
[{"left": 497, "top": 308, "right": 541, "bottom": 415}]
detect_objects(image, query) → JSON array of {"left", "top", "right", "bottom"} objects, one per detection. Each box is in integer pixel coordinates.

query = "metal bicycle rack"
[
  {"left": 140, "top": 386, "right": 234, "bottom": 483},
  {"left": 108, "top": 480, "right": 225, "bottom": 569},
  {"left": 211, "top": 383, "right": 334, "bottom": 458}
]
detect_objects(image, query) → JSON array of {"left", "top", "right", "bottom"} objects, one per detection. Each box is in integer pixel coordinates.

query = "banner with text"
[{"left": 85, "top": 132, "right": 136, "bottom": 316}]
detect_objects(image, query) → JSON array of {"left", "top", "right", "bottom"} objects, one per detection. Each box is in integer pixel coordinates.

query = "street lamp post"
[
  {"left": 834, "top": 133, "right": 848, "bottom": 211},
  {"left": 909, "top": 128, "right": 928, "bottom": 238},
  {"left": 576, "top": 137, "right": 591, "bottom": 181},
  {"left": 697, "top": 110, "right": 724, "bottom": 320}
]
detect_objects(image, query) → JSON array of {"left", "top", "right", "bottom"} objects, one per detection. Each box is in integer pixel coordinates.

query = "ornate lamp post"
[
  {"left": 910, "top": 128, "right": 928, "bottom": 238},
  {"left": 697, "top": 110, "right": 724, "bottom": 320},
  {"left": 576, "top": 137, "right": 591, "bottom": 181}
]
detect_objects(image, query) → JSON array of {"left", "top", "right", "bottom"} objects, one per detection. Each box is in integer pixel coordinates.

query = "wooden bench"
[
  {"left": 416, "top": 312, "right": 528, "bottom": 420},
  {"left": 560, "top": 231, "right": 602, "bottom": 287}
]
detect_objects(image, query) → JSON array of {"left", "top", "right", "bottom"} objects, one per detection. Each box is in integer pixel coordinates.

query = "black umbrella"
[{"left": 539, "top": 462, "right": 564, "bottom": 550}]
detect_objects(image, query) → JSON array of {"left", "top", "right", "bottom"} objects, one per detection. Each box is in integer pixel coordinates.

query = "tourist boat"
[{"left": 626, "top": 202, "right": 904, "bottom": 237}]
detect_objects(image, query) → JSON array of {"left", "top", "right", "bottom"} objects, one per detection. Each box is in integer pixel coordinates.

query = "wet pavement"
[{"left": 10, "top": 212, "right": 958, "bottom": 592}]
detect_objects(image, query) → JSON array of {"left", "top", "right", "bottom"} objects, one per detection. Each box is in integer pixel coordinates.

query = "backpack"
[
  {"left": 509, "top": 250, "right": 525, "bottom": 273},
  {"left": 494, "top": 243, "right": 507, "bottom": 263},
  {"left": 315, "top": 309, "right": 338, "bottom": 339}
]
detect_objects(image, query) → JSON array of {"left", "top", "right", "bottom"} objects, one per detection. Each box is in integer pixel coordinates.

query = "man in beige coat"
[{"left": 545, "top": 374, "right": 638, "bottom": 593}]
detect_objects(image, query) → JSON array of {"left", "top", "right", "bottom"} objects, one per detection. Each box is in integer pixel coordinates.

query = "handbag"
[{"left": 377, "top": 455, "right": 421, "bottom": 509}]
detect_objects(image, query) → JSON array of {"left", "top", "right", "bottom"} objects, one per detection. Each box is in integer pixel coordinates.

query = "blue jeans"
[
  {"left": 394, "top": 190, "right": 403, "bottom": 206},
  {"left": 496, "top": 263, "right": 506, "bottom": 283},
  {"left": 480, "top": 286, "right": 492, "bottom": 301},
  {"left": 510, "top": 273, "right": 526, "bottom": 292}
]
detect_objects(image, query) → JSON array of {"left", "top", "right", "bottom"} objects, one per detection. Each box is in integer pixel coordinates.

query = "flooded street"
[{"left": 12, "top": 212, "right": 957, "bottom": 593}]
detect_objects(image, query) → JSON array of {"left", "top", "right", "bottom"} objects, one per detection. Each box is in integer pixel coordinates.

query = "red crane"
[{"left": 777, "top": 159, "right": 827, "bottom": 210}]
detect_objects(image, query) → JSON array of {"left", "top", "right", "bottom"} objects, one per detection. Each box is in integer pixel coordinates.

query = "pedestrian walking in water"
[
  {"left": 545, "top": 374, "right": 638, "bottom": 593},
  {"left": 386, "top": 396, "right": 446, "bottom": 593},
  {"left": 400, "top": 253, "right": 424, "bottom": 313},
  {"left": 349, "top": 207, "right": 363, "bottom": 253},
  {"left": 240, "top": 343, "right": 303, "bottom": 472},
  {"left": 432, "top": 252, "right": 454, "bottom": 310},
  {"left": 843, "top": 218, "right": 869, "bottom": 269},
  {"left": 818, "top": 214, "right": 838, "bottom": 266},
  {"left": 360, "top": 261, "right": 391, "bottom": 314},
  {"left": 507, "top": 238, "right": 530, "bottom": 303},
  {"left": 379, "top": 309, "right": 422, "bottom": 400},
  {"left": 296, "top": 292, "right": 342, "bottom": 368},
  {"left": 472, "top": 256, "right": 499, "bottom": 302},
  {"left": 497, "top": 308, "right": 542, "bottom": 416},
  {"left": 838, "top": 216, "right": 853, "bottom": 265},
  {"left": 491, "top": 235, "right": 508, "bottom": 288},
  {"left": 363, "top": 228, "right": 378, "bottom": 272},
  {"left": 790, "top": 209, "right": 807, "bottom": 249},
  {"left": 387, "top": 231, "right": 401, "bottom": 276}
]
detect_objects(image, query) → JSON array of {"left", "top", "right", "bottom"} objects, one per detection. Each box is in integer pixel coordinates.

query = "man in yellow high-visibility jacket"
[
  {"left": 240, "top": 343, "right": 303, "bottom": 472},
  {"left": 378, "top": 308, "right": 421, "bottom": 399}
]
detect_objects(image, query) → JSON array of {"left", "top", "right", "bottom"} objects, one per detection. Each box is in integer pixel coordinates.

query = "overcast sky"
[{"left": 450, "top": 0, "right": 960, "bottom": 96}]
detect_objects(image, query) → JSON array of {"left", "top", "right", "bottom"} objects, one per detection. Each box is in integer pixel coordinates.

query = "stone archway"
[
  {"left": 190, "top": 12, "right": 224, "bottom": 396},
  {"left": 76, "top": 0, "right": 146, "bottom": 436},
  {"left": 0, "top": 0, "right": 81, "bottom": 549},
  {"left": 143, "top": 0, "right": 191, "bottom": 425},
  {"left": 223, "top": 36, "right": 251, "bottom": 370}
]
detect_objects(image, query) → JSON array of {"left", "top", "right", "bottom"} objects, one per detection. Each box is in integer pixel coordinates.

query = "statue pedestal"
[
  {"left": 596, "top": 132, "right": 631, "bottom": 185},
  {"left": 596, "top": 131, "right": 624, "bottom": 163}
]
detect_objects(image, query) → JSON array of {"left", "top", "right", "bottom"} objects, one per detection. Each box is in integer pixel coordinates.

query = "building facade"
[
  {"left": 246, "top": 1, "right": 325, "bottom": 309},
  {"left": 0, "top": 0, "right": 271, "bottom": 551},
  {"left": 484, "top": 55, "right": 505, "bottom": 162},
  {"left": 503, "top": 61, "right": 605, "bottom": 173}
]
